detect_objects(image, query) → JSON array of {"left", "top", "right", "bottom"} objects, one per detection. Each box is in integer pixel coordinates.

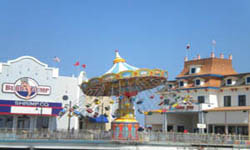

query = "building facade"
[
  {"left": 145, "top": 53, "right": 250, "bottom": 135},
  {"left": 0, "top": 56, "right": 85, "bottom": 131}
]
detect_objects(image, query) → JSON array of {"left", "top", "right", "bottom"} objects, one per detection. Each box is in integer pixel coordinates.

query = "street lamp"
[{"left": 62, "top": 94, "right": 72, "bottom": 132}]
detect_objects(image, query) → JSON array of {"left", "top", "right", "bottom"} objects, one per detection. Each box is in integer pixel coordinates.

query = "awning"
[{"left": 89, "top": 115, "right": 109, "bottom": 123}]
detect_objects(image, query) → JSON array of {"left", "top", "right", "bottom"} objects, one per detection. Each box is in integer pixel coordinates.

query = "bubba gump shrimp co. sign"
[{"left": 2, "top": 77, "right": 51, "bottom": 100}]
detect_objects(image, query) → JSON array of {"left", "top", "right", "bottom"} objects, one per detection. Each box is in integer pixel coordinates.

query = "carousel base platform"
[{"left": 111, "top": 118, "right": 139, "bottom": 140}]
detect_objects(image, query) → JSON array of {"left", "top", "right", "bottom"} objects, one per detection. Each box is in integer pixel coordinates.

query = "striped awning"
[{"left": 105, "top": 51, "right": 138, "bottom": 74}]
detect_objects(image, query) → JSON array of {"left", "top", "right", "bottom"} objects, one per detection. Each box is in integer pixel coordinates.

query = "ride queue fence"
[{"left": 0, "top": 128, "right": 249, "bottom": 145}]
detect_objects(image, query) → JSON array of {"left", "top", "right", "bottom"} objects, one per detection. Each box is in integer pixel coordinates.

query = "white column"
[
  {"left": 29, "top": 116, "right": 35, "bottom": 130},
  {"left": 202, "top": 112, "right": 206, "bottom": 133},
  {"left": 198, "top": 111, "right": 205, "bottom": 133},
  {"left": 225, "top": 111, "right": 228, "bottom": 134},
  {"left": 162, "top": 113, "right": 168, "bottom": 132},
  {"left": 173, "top": 125, "right": 177, "bottom": 132},
  {"left": 12, "top": 116, "right": 17, "bottom": 130},
  {"left": 33, "top": 116, "right": 37, "bottom": 130}
]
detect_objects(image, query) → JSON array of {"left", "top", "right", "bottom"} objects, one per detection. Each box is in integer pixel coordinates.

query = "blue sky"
[
  {"left": 1, "top": 0, "right": 250, "bottom": 126},
  {"left": 0, "top": 0, "right": 250, "bottom": 80}
]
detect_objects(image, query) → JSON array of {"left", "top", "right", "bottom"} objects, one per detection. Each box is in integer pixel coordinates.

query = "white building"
[
  {"left": 0, "top": 56, "right": 85, "bottom": 131},
  {"left": 145, "top": 53, "right": 250, "bottom": 135}
]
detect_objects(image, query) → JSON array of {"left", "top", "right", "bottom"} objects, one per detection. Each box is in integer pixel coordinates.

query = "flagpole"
[
  {"left": 186, "top": 43, "right": 190, "bottom": 61},
  {"left": 212, "top": 40, "right": 216, "bottom": 54},
  {"left": 78, "top": 65, "right": 80, "bottom": 76},
  {"left": 73, "top": 61, "right": 80, "bottom": 77}
]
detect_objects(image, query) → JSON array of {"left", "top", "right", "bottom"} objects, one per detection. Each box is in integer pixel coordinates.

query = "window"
[
  {"left": 228, "top": 126, "right": 236, "bottom": 134},
  {"left": 246, "top": 77, "right": 250, "bottom": 84},
  {"left": 179, "top": 81, "right": 184, "bottom": 87},
  {"left": 0, "top": 116, "right": 13, "bottom": 128},
  {"left": 238, "top": 95, "right": 246, "bottom": 106},
  {"left": 215, "top": 126, "right": 225, "bottom": 134},
  {"left": 195, "top": 80, "right": 201, "bottom": 86},
  {"left": 227, "top": 79, "right": 232, "bottom": 85},
  {"left": 237, "top": 126, "right": 248, "bottom": 135},
  {"left": 198, "top": 96, "right": 205, "bottom": 104},
  {"left": 191, "top": 68, "right": 196, "bottom": 74},
  {"left": 190, "top": 66, "right": 200, "bottom": 74},
  {"left": 224, "top": 96, "right": 231, "bottom": 107},
  {"left": 36, "top": 117, "right": 49, "bottom": 129}
]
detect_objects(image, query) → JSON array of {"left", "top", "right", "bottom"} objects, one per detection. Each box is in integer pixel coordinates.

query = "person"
[{"left": 20, "top": 78, "right": 32, "bottom": 99}]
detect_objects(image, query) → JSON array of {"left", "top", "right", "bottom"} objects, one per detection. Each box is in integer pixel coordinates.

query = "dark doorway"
[
  {"left": 177, "top": 125, "right": 184, "bottom": 132},
  {"left": 167, "top": 125, "right": 173, "bottom": 132},
  {"left": 215, "top": 126, "right": 225, "bottom": 134}
]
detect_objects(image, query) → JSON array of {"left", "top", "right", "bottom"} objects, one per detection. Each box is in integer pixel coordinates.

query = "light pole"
[
  {"left": 67, "top": 100, "right": 72, "bottom": 132},
  {"left": 40, "top": 106, "right": 43, "bottom": 116}
]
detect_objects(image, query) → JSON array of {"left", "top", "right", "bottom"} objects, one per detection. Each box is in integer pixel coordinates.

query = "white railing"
[{"left": 0, "top": 128, "right": 249, "bottom": 146}]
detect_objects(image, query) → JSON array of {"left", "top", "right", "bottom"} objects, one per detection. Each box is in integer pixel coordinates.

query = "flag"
[
  {"left": 74, "top": 61, "right": 80, "bottom": 66},
  {"left": 212, "top": 40, "right": 216, "bottom": 46},
  {"left": 172, "top": 103, "right": 179, "bottom": 108},
  {"left": 186, "top": 43, "right": 191, "bottom": 50},
  {"left": 53, "top": 56, "right": 60, "bottom": 63},
  {"left": 82, "top": 64, "right": 86, "bottom": 68}
]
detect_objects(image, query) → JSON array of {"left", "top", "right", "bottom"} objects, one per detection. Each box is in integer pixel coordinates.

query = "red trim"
[
  {"left": 0, "top": 112, "right": 57, "bottom": 116},
  {"left": 124, "top": 91, "right": 138, "bottom": 97},
  {"left": 0, "top": 104, "right": 62, "bottom": 109}
]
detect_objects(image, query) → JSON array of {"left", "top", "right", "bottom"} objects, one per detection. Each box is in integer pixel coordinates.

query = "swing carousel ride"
[{"left": 80, "top": 51, "right": 168, "bottom": 140}]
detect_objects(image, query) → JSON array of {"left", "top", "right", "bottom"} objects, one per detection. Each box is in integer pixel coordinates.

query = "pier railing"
[
  {"left": 0, "top": 128, "right": 249, "bottom": 145},
  {"left": 138, "top": 131, "right": 249, "bottom": 145}
]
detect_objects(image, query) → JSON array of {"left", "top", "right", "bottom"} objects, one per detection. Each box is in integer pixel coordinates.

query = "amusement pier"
[{"left": 0, "top": 51, "right": 249, "bottom": 150}]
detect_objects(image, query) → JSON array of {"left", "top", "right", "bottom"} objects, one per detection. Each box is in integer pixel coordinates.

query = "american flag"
[{"left": 53, "top": 56, "right": 60, "bottom": 63}]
